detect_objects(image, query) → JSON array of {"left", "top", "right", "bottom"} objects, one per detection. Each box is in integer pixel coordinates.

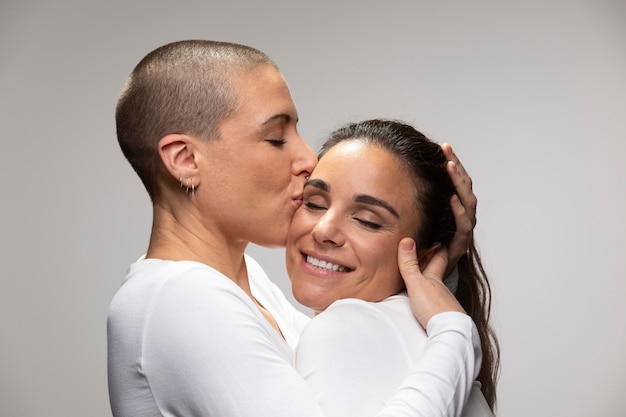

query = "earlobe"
[{"left": 158, "top": 134, "right": 200, "bottom": 187}]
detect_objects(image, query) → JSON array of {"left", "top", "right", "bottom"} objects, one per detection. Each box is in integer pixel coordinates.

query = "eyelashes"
[
  {"left": 355, "top": 219, "right": 383, "bottom": 230},
  {"left": 265, "top": 139, "right": 287, "bottom": 147},
  {"left": 304, "top": 200, "right": 383, "bottom": 231},
  {"left": 304, "top": 201, "right": 325, "bottom": 210}
]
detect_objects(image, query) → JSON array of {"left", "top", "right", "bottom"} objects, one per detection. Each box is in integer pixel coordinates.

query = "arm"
[
  {"left": 142, "top": 263, "right": 477, "bottom": 417},
  {"left": 376, "top": 240, "right": 481, "bottom": 417},
  {"left": 295, "top": 300, "right": 480, "bottom": 417},
  {"left": 379, "top": 313, "right": 481, "bottom": 417},
  {"left": 295, "top": 300, "right": 416, "bottom": 417}
]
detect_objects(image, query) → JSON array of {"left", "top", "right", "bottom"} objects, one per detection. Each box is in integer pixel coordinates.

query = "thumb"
[
  {"left": 398, "top": 238, "right": 421, "bottom": 290},
  {"left": 421, "top": 246, "right": 449, "bottom": 283},
  {"left": 398, "top": 239, "right": 464, "bottom": 328}
]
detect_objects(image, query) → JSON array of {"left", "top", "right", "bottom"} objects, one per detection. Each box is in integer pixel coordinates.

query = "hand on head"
[
  {"left": 397, "top": 237, "right": 465, "bottom": 329},
  {"left": 441, "top": 143, "right": 477, "bottom": 276}
]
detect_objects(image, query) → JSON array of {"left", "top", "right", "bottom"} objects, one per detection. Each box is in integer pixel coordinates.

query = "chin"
[{"left": 293, "top": 285, "right": 330, "bottom": 313}]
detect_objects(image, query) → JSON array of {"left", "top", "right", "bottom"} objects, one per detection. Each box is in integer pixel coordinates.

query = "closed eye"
[
  {"left": 304, "top": 201, "right": 326, "bottom": 210},
  {"left": 355, "top": 218, "right": 382, "bottom": 230},
  {"left": 266, "top": 139, "right": 287, "bottom": 147}
]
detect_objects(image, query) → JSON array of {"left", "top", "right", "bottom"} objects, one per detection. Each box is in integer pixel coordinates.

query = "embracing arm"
[
  {"left": 381, "top": 241, "right": 481, "bottom": 417},
  {"left": 136, "top": 264, "right": 478, "bottom": 417},
  {"left": 296, "top": 300, "right": 480, "bottom": 417},
  {"left": 377, "top": 313, "right": 480, "bottom": 417}
]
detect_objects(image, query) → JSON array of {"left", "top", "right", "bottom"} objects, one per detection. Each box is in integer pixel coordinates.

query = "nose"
[
  {"left": 311, "top": 212, "right": 345, "bottom": 247},
  {"left": 292, "top": 134, "right": 317, "bottom": 177}
]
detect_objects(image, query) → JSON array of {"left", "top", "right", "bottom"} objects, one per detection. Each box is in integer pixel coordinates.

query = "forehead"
[
  {"left": 228, "top": 65, "right": 298, "bottom": 121},
  {"left": 314, "top": 141, "right": 416, "bottom": 201},
  {"left": 317, "top": 141, "right": 405, "bottom": 177}
]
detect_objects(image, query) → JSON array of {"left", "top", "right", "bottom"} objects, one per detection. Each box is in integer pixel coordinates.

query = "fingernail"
[{"left": 401, "top": 239, "right": 415, "bottom": 252}]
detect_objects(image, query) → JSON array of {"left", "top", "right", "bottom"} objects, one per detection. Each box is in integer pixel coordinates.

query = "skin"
[
  {"left": 442, "top": 143, "right": 477, "bottom": 276},
  {"left": 148, "top": 64, "right": 316, "bottom": 292},
  {"left": 287, "top": 141, "right": 427, "bottom": 314},
  {"left": 147, "top": 63, "right": 471, "bottom": 327}
]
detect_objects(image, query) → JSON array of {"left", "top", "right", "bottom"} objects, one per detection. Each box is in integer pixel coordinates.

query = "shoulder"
[
  {"left": 297, "top": 299, "right": 376, "bottom": 351},
  {"left": 118, "top": 259, "right": 288, "bottom": 360},
  {"left": 298, "top": 295, "right": 423, "bottom": 354},
  {"left": 307, "top": 295, "right": 417, "bottom": 334},
  {"left": 295, "top": 296, "right": 424, "bottom": 408},
  {"left": 109, "top": 258, "right": 259, "bottom": 334},
  {"left": 306, "top": 298, "right": 386, "bottom": 331},
  {"left": 116, "top": 258, "right": 237, "bottom": 293},
  {"left": 144, "top": 258, "right": 244, "bottom": 296}
]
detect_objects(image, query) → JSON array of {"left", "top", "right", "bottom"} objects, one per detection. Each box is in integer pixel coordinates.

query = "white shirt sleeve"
[
  {"left": 381, "top": 312, "right": 481, "bottom": 417},
  {"left": 295, "top": 299, "right": 481, "bottom": 417},
  {"left": 112, "top": 258, "right": 481, "bottom": 417}
]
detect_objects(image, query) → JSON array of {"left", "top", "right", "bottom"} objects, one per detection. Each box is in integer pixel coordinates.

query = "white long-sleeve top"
[
  {"left": 107, "top": 255, "right": 481, "bottom": 417},
  {"left": 295, "top": 295, "right": 493, "bottom": 417}
]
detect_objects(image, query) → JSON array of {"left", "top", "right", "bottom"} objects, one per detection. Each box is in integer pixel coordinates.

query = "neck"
[
  {"left": 146, "top": 197, "right": 284, "bottom": 338},
  {"left": 146, "top": 203, "right": 251, "bottom": 292}
]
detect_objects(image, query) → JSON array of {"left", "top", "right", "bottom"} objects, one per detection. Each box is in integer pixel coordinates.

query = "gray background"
[{"left": 1, "top": 1, "right": 625, "bottom": 416}]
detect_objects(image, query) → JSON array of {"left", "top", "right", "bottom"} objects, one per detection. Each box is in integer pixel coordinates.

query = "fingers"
[
  {"left": 446, "top": 195, "right": 474, "bottom": 266},
  {"left": 441, "top": 143, "right": 477, "bottom": 273},
  {"left": 398, "top": 238, "right": 448, "bottom": 285},
  {"left": 448, "top": 162, "right": 476, "bottom": 220},
  {"left": 449, "top": 194, "right": 474, "bottom": 247},
  {"left": 441, "top": 143, "right": 476, "bottom": 221},
  {"left": 421, "top": 246, "right": 449, "bottom": 283},
  {"left": 397, "top": 238, "right": 464, "bottom": 328},
  {"left": 441, "top": 142, "right": 468, "bottom": 179},
  {"left": 398, "top": 238, "right": 421, "bottom": 291}
]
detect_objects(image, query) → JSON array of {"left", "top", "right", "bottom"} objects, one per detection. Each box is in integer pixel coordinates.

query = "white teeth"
[{"left": 306, "top": 255, "right": 349, "bottom": 272}]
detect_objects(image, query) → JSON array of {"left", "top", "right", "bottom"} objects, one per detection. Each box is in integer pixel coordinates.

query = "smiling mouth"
[{"left": 306, "top": 255, "right": 352, "bottom": 272}]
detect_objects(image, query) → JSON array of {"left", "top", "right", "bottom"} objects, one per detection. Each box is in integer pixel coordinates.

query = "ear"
[
  {"left": 417, "top": 242, "right": 442, "bottom": 271},
  {"left": 158, "top": 134, "right": 200, "bottom": 187}
]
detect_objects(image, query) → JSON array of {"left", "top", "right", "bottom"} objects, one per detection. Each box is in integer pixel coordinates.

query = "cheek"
[
  {"left": 265, "top": 156, "right": 292, "bottom": 183},
  {"left": 249, "top": 156, "right": 290, "bottom": 191},
  {"left": 253, "top": 174, "right": 286, "bottom": 195},
  {"left": 362, "top": 240, "right": 403, "bottom": 286},
  {"left": 286, "top": 210, "right": 308, "bottom": 270},
  {"left": 288, "top": 208, "right": 314, "bottom": 238}
]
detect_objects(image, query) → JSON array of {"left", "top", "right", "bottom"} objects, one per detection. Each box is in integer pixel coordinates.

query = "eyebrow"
[
  {"left": 304, "top": 179, "right": 399, "bottom": 218},
  {"left": 261, "top": 113, "right": 296, "bottom": 126},
  {"left": 304, "top": 178, "right": 329, "bottom": 192},
  {"left": 354, "top": 194, "right": 399, "bottom": 218}
]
